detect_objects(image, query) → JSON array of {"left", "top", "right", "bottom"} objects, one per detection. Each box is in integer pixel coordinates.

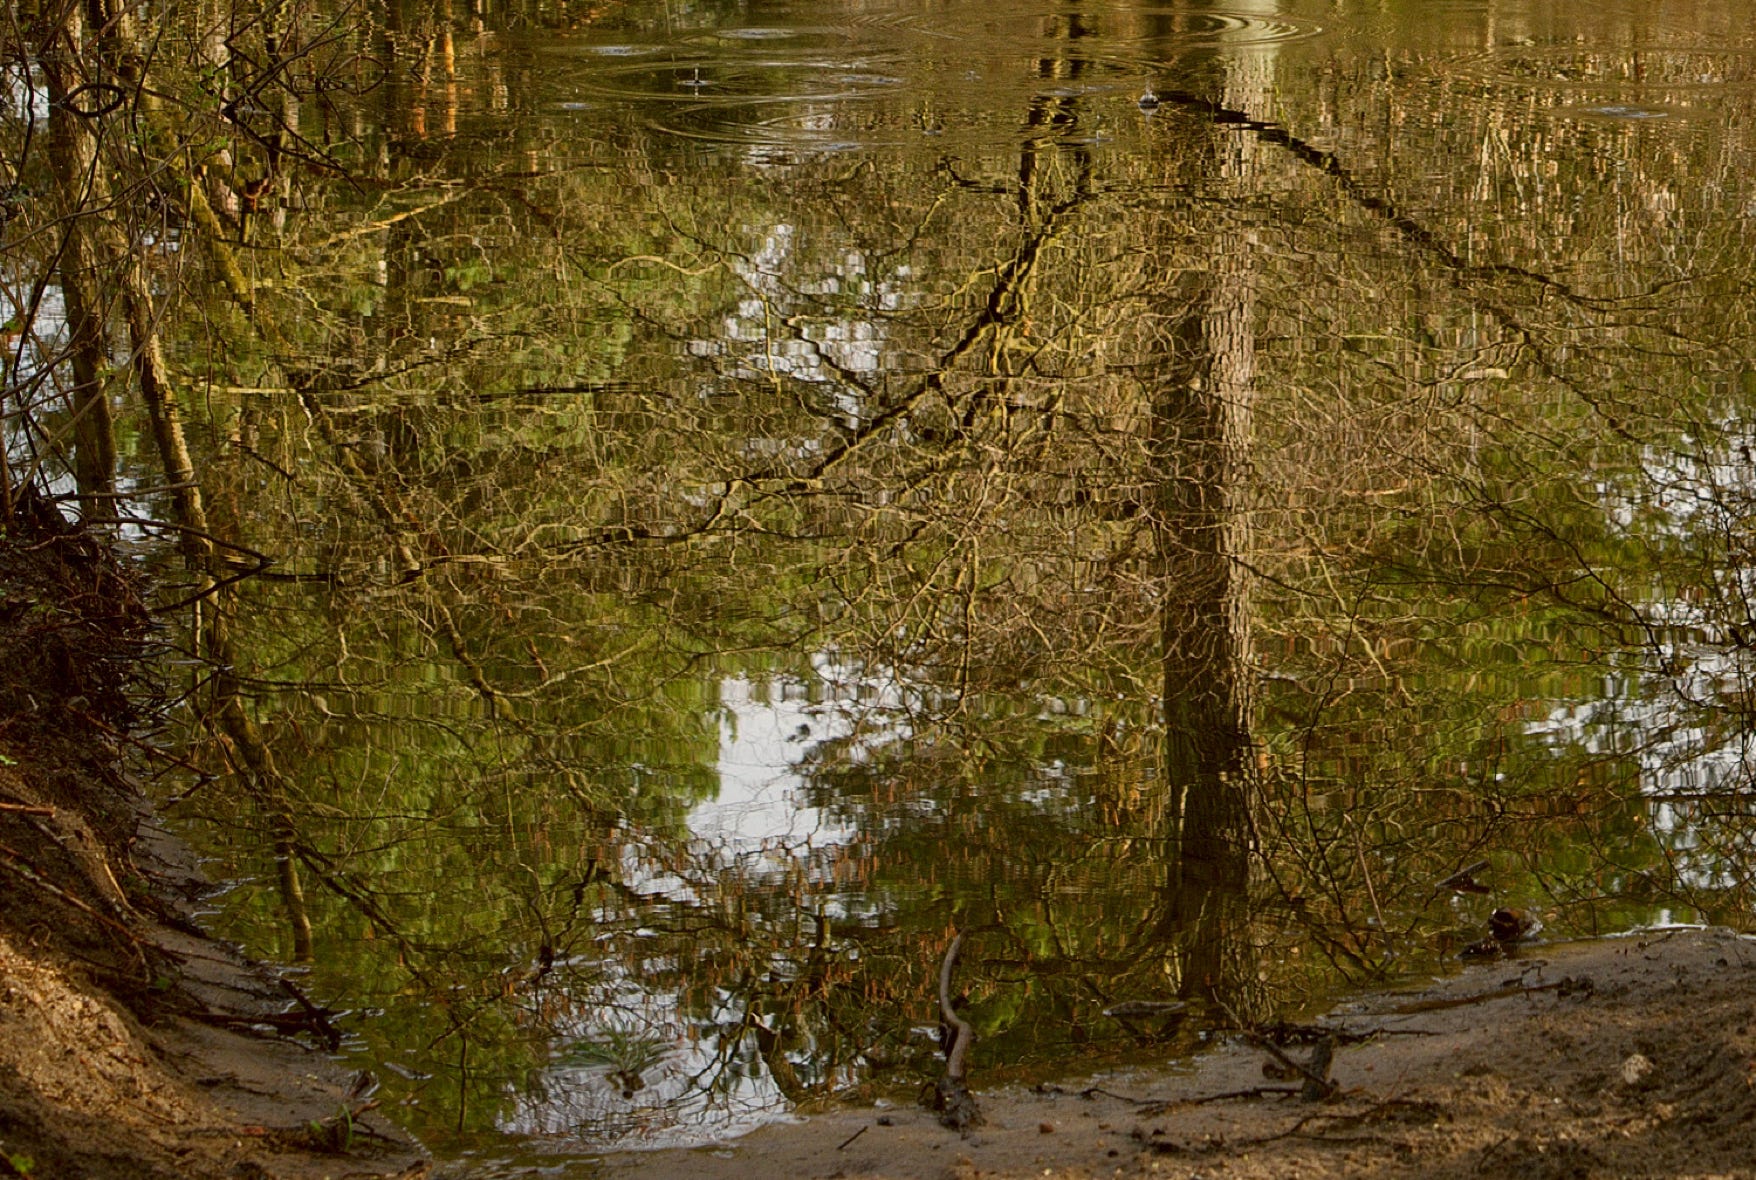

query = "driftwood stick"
[
  {"left": 1149, "top": 1085, "right": 1301, "bottom": 1112},
  {"left": 1054, "top": 1083, "right": 1302, "bottom": 1110},
  {"left": 1389, "top": 976, "right": 1591, "bottom": 1015},
  {"left": 939, "top": 933, "right": 973, "bottom": 1080},
  {"left": 931, "top": 931, "right": 982, "bottom": 1130},
  {"left": 1437, "top": 860, "right": 1491, "bottom": 893}
]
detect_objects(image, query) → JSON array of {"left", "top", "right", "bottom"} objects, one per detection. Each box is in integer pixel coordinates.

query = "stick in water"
[{"left": 933, "top": 931, "right": 983, "bottom": 1130}]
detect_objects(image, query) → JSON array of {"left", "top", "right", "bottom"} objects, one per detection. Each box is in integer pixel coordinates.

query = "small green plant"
[
  {"left": 4, "top": 1150, "right": 36, "bottom": 1177},
  {"left": 558, "top": 1027, "right": 668, "bottom": 1074},
  {"left": 303, "top": 1105, "right": 354, "bottom": 1153}
]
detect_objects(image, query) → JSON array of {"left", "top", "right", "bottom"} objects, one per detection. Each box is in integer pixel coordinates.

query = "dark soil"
[{"left": 0, "top": 489, "right": 426, "bottom": 1180}]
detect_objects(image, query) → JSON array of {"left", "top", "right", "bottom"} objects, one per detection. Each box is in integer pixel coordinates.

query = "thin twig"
[
  {"left": 279, "top": 978, "right": 343, "bottom": 1050},
  {"left": 1388, "top": 976, "right": 1590, "bottom": 1014},
  {"left": 66, "top": 704, "right": 215, "bottom": 783},
  {"left": 1150, "top": 1086, "right": 1302, "bottom": 1110},
  {"left": 939, "top": 932, "right": 973, "bottom": 1080},
  {"left": 1060, "top": 1083, "right": 1301, "bottom": 1110}
]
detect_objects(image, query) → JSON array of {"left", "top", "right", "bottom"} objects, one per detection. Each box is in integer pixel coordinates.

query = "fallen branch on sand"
[
  {"left": 1389, "top": 975, "right": 1593, "bottom": 1014},
  {"left": 1042, "top": 1082, "right": 1301, "bottom": 1112}
]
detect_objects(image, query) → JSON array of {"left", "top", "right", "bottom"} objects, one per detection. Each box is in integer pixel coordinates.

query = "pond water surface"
[{"left": 144, "top": 0, "right": 1756, "bottom": 1171}]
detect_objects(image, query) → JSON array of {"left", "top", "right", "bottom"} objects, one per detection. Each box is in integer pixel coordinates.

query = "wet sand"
[{"left": 598, "top": 928, "right": 1756, "bottom": 1180}]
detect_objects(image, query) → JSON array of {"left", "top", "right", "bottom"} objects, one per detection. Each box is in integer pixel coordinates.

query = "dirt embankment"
[{"left": 0, "top": 494, "right": 426, "bottom": 1180}]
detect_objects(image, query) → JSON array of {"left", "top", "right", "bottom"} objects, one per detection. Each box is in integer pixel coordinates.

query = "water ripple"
[{"left": 1450, "top": 47, "right": 1756, "bottom": 94}]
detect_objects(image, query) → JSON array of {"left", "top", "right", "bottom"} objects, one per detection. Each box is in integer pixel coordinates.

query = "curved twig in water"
[
  {"left": 932, "top": 932, "right": 982, "bottom": 1130},
  {"left": 939, "top": 933, "right": 972, "bottom": 1077}
]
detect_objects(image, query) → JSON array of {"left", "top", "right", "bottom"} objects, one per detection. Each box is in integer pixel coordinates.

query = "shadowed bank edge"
[{"left": 0, "top": 493, "right": 427, "bottom": 1180}]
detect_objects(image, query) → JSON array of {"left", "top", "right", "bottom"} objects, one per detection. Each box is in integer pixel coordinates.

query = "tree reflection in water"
[{"left": 8, "top": 0, "right": 1756, "bottom": 1157}]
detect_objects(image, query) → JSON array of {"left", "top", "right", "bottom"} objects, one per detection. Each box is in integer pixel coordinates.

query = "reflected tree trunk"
[
  {"left": 1153, "top": 236, "right": 1257, "bottom": 1010},
  {"left": 40, "top": 0, "right": 118, "bottom": 512},
  {"left": 1148, "top": 33, "right": 1268, "bottom": 1018},
  {"left": 42, "top": 0, "right": 208, "bottom": 551},
  {"left": 36, "top": 0, "right": 313, "bottom": 957},
  {"left": 213, "top": 650, "right": 317, "bottom": 962},
  {"left": 124, "top": 269, "right": 211, "bottom": 560}
]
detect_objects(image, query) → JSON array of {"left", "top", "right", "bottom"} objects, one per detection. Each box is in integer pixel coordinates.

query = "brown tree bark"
[{"left": 39, "top": 0, "right": 118, "bottom": 512}]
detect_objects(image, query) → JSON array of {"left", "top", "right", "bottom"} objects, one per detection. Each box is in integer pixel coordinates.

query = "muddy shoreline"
[{"left": 0, "top": 501, "right": 425, "bottom": 1180}]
